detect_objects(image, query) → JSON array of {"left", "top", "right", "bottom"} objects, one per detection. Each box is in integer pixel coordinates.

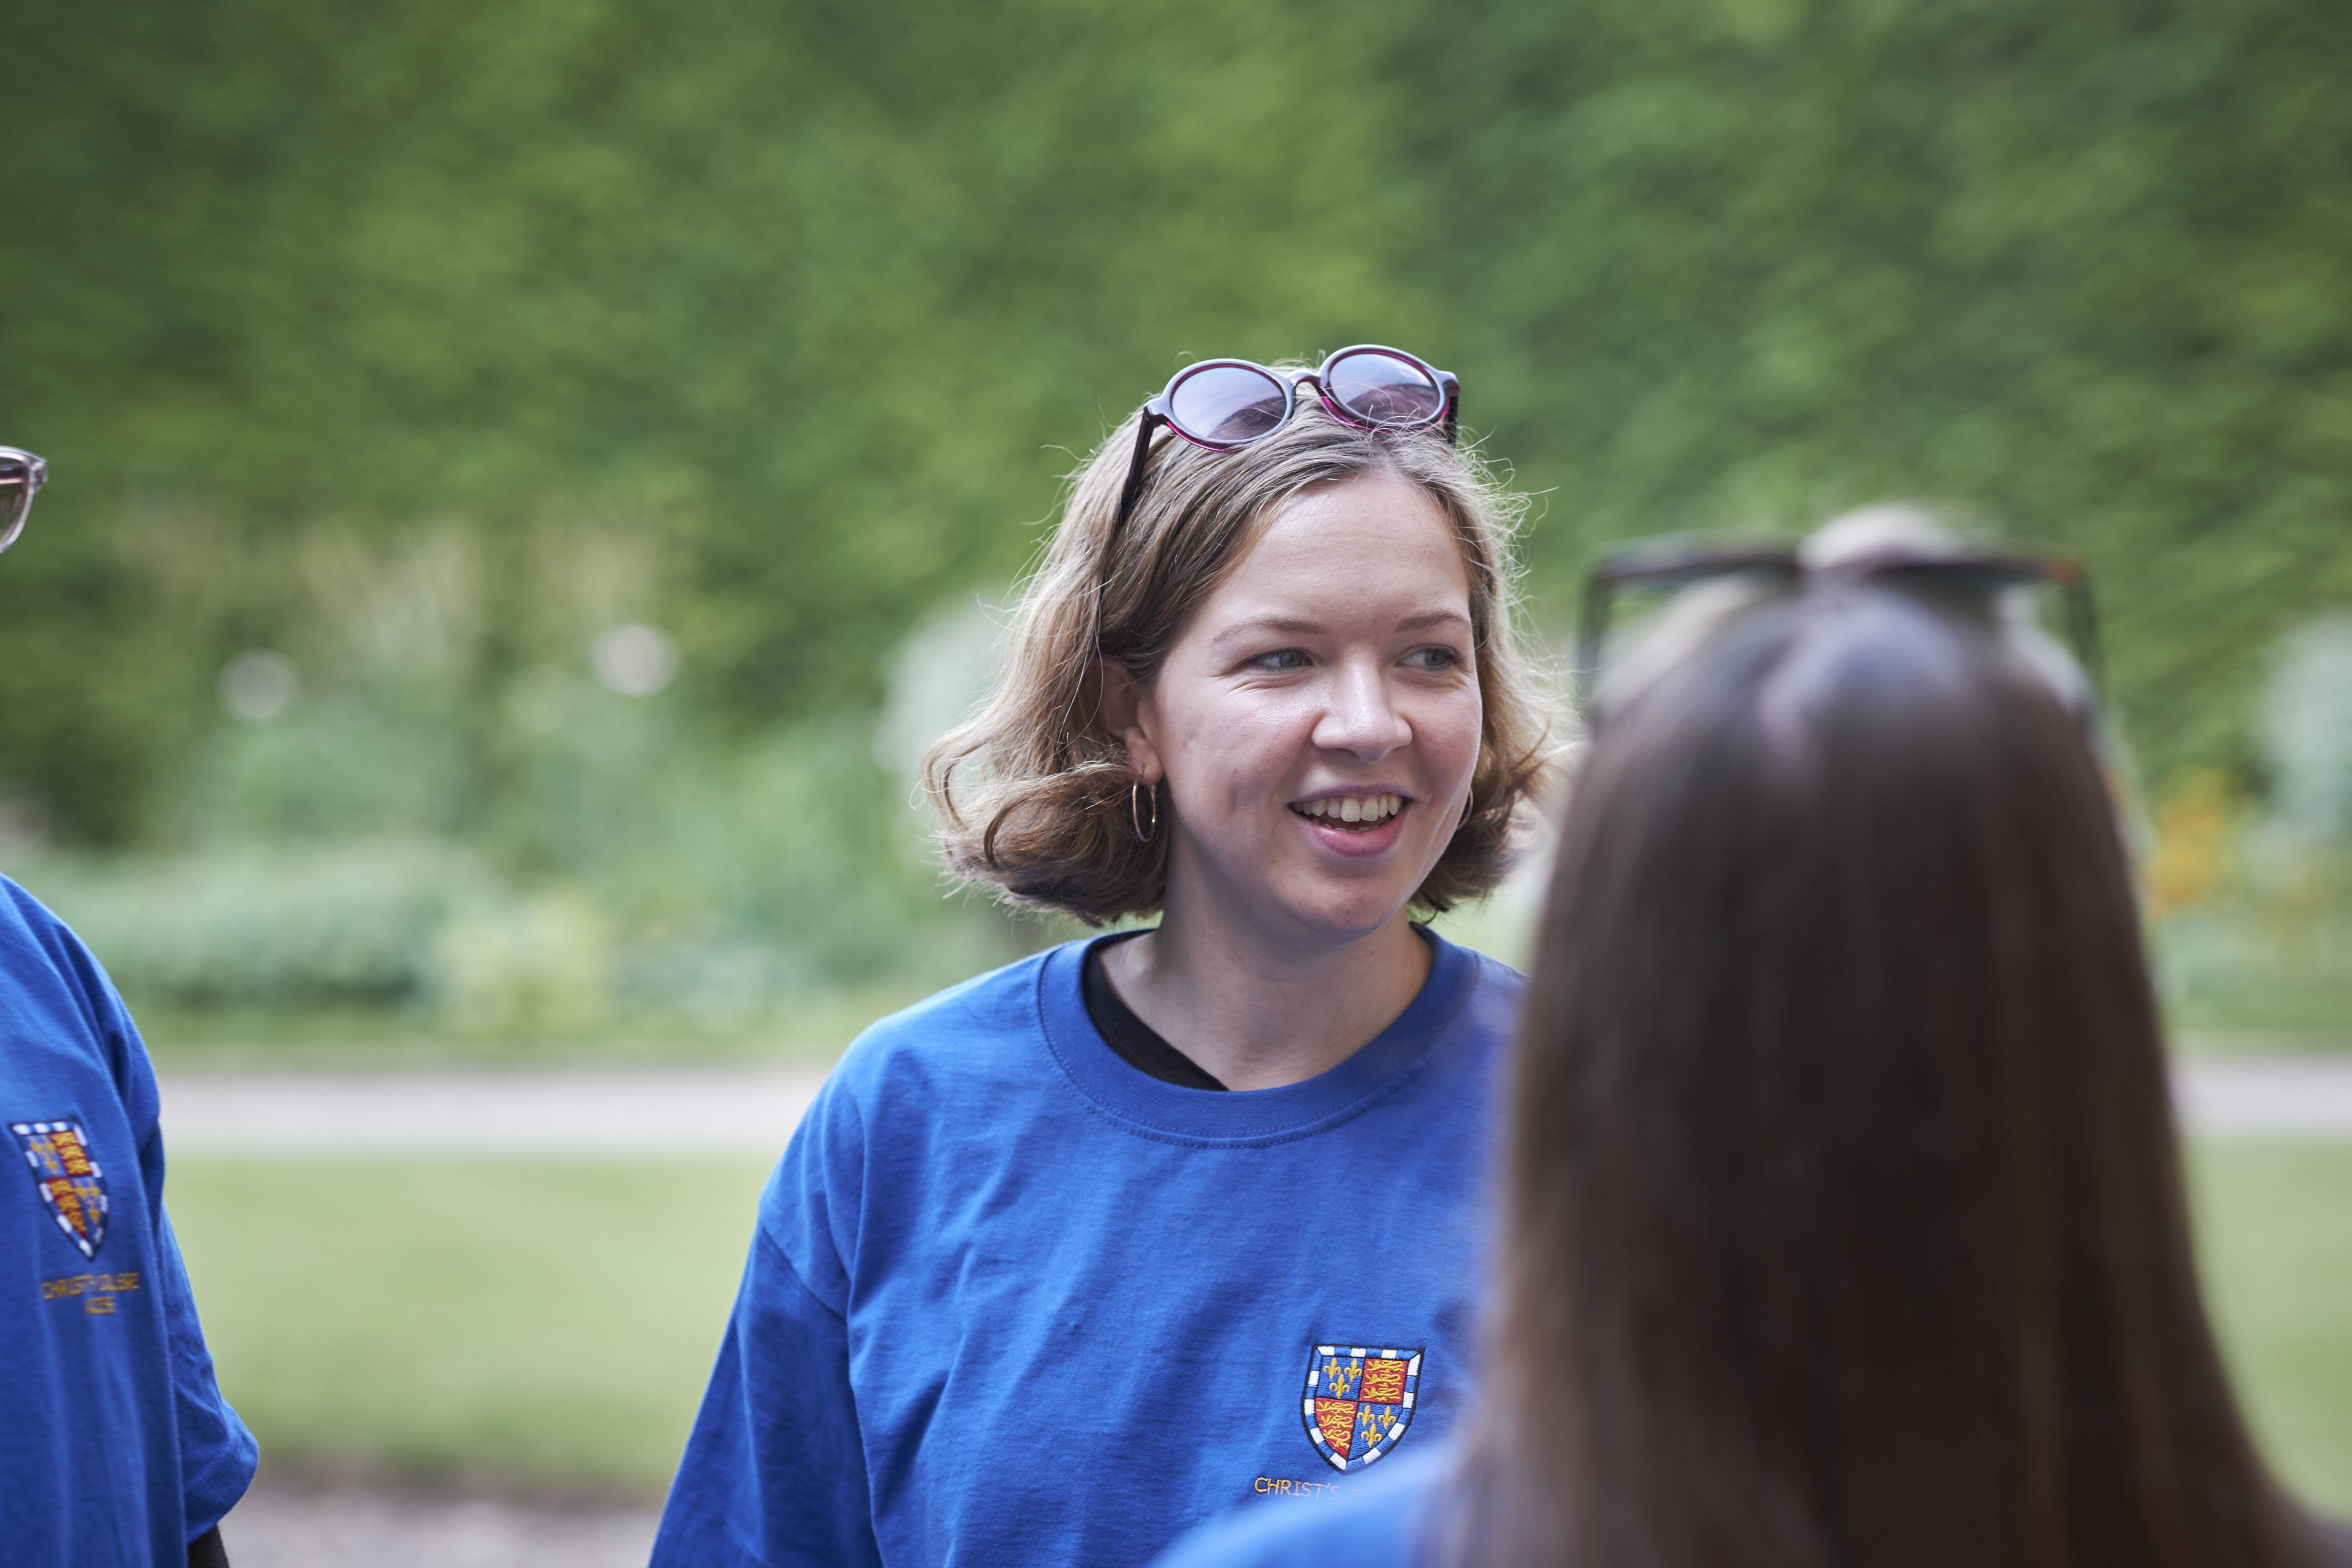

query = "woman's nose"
[{"left": 1311, "top": 663, "right": 1413, "bottom": 759}]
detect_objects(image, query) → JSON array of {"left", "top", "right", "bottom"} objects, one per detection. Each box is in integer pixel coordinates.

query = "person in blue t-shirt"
[
  {"left": 0, "top": 447, "right": 257, "bottom": 1567},
  {"left": 1155, "top": 529, "right": 2352, "bottom": 1568},
  {"left": 651, "top": 349, "right": 1558, "bottom": 1568}
]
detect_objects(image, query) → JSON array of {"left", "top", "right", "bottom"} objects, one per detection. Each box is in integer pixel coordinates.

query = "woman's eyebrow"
[
  {"left": 1214, "top": 614, "right": 1328, "bottom": 642},
  {"left": 1394, "top": 609, "right": 1472, "bottom": 634},
  {"left": 1214, "top": 608, "right": 1472, "bottom": 645}
]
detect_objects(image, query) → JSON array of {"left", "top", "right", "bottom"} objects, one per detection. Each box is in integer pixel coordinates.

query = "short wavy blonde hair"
[{"left": 924, "top": 393, "right": 1558, "bottom": 924}]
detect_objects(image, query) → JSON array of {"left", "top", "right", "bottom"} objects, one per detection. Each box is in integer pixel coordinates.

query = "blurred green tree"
[
  {"left": 2, "top": 0, "right": 2346, "bottom": 848},
  {"left": 0, "top": 0, "right": 1422, "bottom": 838},
  {"left": 1378, "top": 0, "right": 2352, "bottom": 781}
]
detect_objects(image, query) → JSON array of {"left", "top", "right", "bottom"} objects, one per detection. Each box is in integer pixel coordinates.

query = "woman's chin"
[
  {"left": 1259, "top": 870, "right": 1430, "bottom": 947},
  {"left": 1170, "top": 830, "right": 1440, "bottom": 948}
]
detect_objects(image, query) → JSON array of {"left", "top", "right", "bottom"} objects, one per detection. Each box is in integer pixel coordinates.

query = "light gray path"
[
  {"left": 221, "top": 1477, "right": 657, "bottom": 1568},
  {"left": 154, "top": 1056, "right": 2352, "bottom": 1154},
  {"left": 159, "top": 1066, "right": 830, "bottom": 1157},
  {"left": 2173, "top": 1056, "right": 2352, "bottom": 1137}
]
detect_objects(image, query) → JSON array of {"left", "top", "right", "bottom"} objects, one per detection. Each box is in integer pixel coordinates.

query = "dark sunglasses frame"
[
  {"left": 1112, "top": 345, "right": 1460, "bottom": 537},
  {"left": 0, "top": 447, "right": 45, "bottom": 555},
  {"left": 1575, "top": 538, "right": 2101, "bottom": 715}
]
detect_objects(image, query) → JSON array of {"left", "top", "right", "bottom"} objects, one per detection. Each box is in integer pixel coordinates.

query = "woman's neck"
[{"left": 1097, "top": 902, "right": 1434, "bottom": 1091}]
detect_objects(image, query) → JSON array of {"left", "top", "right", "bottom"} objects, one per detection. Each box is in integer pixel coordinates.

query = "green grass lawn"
[
  {"left": 169, "top": 1141, "right": 2352, "bottom": 1508},
  {"left": 171, "top": 1158, "right": 772, "bottom": 1498},
  {"left": 2192, "top": 1141, "right": 2352, "bottom": 1509}
]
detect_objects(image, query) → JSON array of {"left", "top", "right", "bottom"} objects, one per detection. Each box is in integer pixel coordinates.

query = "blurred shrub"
[
  {"left": 17, "top": 840, "right": 490, "bottom": 1008},
  {"left": 2151, "top": 612, "right": 2352, "bottom": 1037},
  {"left": 2261, "top": 615, "right": 2352, "bottom": 843},
  {"left": 9, "top": 651, "right": 1011, "bottom": 1030},
  {"left": 2158, "top": 891, "right": 2352, "bottom": 1040},
  {"left": 174, "top": 689, "right": 478, "bottom": 844},
  {"left": 436, "top": 893, "right": 614, "bottom": 1035},
  {"left": 2145, "top": 768, "right": 2244, "bottom": 919}
]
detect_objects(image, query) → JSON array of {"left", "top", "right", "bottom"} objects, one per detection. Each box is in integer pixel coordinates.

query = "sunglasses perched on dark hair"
[
  {"left": 1114, "top": 344, "right": 1460, "bottom": 534},
  {"left": 0, "top": 447, "right": 45, "bottom": 554},
  {"left": 1575, "top": 537, "right": 2101, "bottom": 716}
]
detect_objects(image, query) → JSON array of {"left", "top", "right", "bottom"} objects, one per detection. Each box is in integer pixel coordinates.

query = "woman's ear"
[{"left": 1096, "top": 655, "right": 1165, "bottom": 785}]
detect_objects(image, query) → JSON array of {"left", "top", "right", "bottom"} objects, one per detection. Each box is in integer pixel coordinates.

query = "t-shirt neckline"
[
  {"left": 1081, "top": 929, "right": 1228, "bottom": 1090},
  {"left": 1035, "top": 929, "right": 1481, "bottom": 1146}
]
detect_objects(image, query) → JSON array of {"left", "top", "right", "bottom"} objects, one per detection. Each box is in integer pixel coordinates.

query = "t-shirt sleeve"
[
  {"left": 73, "top": 921, "right": 260, "bottom": 1541},
  {"left": 154, "top": 1206, "right": 260, "bottom": 1538},
  {"left": 652, "top": 1224, "right": 880, "bottom": 1568}
]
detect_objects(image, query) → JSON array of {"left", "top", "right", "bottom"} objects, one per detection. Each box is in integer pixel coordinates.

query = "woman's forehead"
[{"left": 1193, "top": 474, "right": 1472, "bottom": 637}]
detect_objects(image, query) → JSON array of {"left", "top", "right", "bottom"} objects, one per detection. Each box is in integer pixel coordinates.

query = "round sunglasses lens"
[
  {"left": 0, "top": 457, "right": 37, "bottom": 552},
  {"left": 1325, "top": 351, "right": 1442, "bottom": 427},
  {"left": 1168, "top": 365, "right": 1290, "bottom": 445}
]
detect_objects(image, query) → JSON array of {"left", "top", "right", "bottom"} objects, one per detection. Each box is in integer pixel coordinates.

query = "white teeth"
[{"left": 1298, "top": 794, "right": 1405, "bottom": 822}]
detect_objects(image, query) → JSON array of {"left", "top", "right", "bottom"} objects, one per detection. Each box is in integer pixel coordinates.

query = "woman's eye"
[
  {"left": 1251, "top": 649, "right": 1312, "bottom": 671},
  {"left": 1405, "top": 647, "right": 1462, "bottom": 670}
]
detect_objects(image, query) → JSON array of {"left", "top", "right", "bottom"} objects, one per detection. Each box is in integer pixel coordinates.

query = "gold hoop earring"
[{"left": 1132, "top": 781, "right": 1159, "bottom": 844}]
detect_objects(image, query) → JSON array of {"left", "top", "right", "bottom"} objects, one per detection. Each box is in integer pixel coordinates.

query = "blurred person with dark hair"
[
  {"left": 0, "top": 449, "right": 256, "bottom": 1568},
  {"left": 1156, "top": 523, "right": 2350, "bottom": 1568},
  {"left": 653, "top": 350, "right": 1558, "bottom": 1567}
]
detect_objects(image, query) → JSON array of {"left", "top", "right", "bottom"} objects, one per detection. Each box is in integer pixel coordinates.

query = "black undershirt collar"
[{"left": 1080, "top": 930, "right": 1228, "bottom": 1092}]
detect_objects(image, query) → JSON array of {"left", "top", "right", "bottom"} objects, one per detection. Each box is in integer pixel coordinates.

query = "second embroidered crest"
[{"left": 1300, "top": 1341, "right": 1423, "bottom": 1472}]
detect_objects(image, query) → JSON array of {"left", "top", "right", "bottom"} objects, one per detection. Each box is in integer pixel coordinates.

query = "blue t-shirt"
[
  {"left": 1152, "top": 1442, "right": 1449, "bottom": 1568},
  {"left": 0, "top": 877, "right": 258, "bottom": 1564},
  {"left": 654, "top": 932, "right": 1517, "bottom": 1568}
]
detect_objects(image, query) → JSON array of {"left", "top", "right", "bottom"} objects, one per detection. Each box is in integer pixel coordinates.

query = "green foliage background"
[{"left": 1, "top": 0, "right": 2347, "bottom": 1016}]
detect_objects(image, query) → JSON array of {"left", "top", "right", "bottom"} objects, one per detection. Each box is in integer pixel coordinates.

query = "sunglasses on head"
[
  {"left": 0, "top": 448, "right": 45, "bottom": 554},
  {"left": 1575, "top": 537, "right": 2102, "bottom": 718},
  {"left": 1113, "top": 345, "right": 1460, "bottom": 535}
]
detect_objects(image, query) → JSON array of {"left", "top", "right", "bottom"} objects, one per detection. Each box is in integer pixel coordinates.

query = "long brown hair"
[
  {"left": 923, "top": 393, "right": 1555, "bottom": 923},
  {"left": 1463, "top": 583, "right": 2325, "bottom": 1566}
]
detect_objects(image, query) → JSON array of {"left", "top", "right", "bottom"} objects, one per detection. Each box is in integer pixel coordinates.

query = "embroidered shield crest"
[
  {"left": 1301, "top": 1342, "right": 1423, "bottom": 1472},
  {"left": 10, "top": 1120, "right": 108, "bottom": 1261}
]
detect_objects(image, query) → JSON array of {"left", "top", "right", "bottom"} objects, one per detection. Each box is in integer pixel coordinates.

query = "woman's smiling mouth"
[{"left": 1290, "top": 793, "right": 1407, "bottom": 832}]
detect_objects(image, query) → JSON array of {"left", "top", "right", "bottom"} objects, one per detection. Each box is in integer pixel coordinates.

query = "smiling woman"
[
  {"left": 1092, "top": 468, "right": 1496, "bottom": 1088},
  {"left": 651, "top": 351, "right": 1559, "bottom": 1568},
  {"left": 931, "top": 364, "right": 1546, "bottom": 929}
]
